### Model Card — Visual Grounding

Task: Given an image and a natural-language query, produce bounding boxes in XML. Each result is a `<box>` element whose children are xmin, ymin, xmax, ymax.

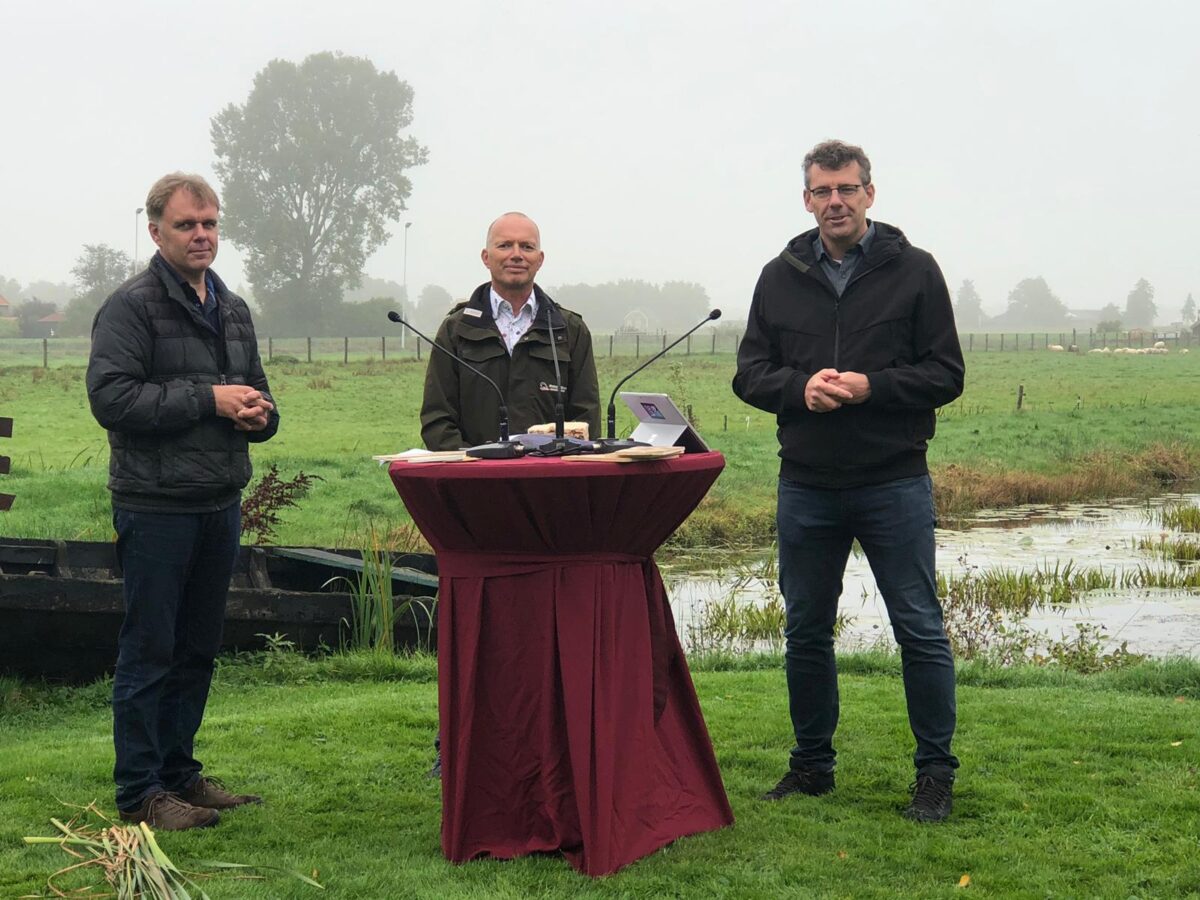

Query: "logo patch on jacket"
<box><xmin>538</xmin><ymin>382</ymin><xmax>566</xmax><ymax>393</ymax></box>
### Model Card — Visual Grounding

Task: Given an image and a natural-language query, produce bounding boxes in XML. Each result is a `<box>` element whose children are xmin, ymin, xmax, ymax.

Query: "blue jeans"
<box><xmin>111</xmin><ymin>505</ymin><xmax>240</xmax><ymax>812</ymax></box>
<box><xmin>776</xmin><ymin>475</ymin><xmax>958</xmax><ymax>775</ymax></box>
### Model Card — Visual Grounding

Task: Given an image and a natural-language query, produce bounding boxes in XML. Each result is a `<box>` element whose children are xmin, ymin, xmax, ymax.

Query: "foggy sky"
<box><xmin>3</xmin><ymin>0</ymin><xmax>1197</xmax><ymax>322</ymax></box>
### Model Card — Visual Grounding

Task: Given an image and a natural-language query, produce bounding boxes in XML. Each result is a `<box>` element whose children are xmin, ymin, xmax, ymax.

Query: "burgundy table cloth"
<box><xmin>388</xmin><ymin>453</ymin><xmax>733</xmax><ymax>876</ymax></box>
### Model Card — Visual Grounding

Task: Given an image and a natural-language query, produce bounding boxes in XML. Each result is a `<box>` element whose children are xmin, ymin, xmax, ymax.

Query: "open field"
<box><xmin>2</xmin><ymin>652</ymin><xmax>1199</xmax><ymax>899</ymax></box>
<box><xmin>1</xmin><ymin>349</ymin><xmax>1198</xmax><ymax>548</ymax></box>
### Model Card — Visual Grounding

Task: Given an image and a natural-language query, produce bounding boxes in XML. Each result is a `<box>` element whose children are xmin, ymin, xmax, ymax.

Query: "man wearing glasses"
<box><xmin>733</xmin><ymin>140</ymin><xmax>964</xmax><ymax>822</ymax></box>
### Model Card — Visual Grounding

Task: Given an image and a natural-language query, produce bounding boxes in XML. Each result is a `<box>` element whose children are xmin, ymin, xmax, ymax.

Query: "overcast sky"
<box><xmin>3</xmin><ymin>0</ymin><xmax>1197</xmax><ymax>321</ymax></box>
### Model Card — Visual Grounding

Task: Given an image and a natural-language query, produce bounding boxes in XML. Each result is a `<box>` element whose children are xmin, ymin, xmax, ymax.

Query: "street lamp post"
<box><xmin>133</xmin><ymin>207</ymin><xmax>144</xmax><ymax>274</ymax></box>
<box><xmin>402</xmin><ymin>222</ymin><xmax>412</xmax><ymax>350</ymax></box>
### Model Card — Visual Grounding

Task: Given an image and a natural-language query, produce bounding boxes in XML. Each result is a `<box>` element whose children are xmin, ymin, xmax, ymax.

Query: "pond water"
<box><xmin>666</xmin><ymin>492</ymin><xmax>1200</xmax><ymax>659</ymax></box>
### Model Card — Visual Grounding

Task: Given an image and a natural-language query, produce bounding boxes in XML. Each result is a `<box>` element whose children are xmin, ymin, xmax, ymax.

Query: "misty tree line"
<box><xmin>954</xmin><ymin>278</ymin><xmax>1197</xmax><ymax>334</ymax></box>
<box><xmin>0</xmin><ymin>50</ymin><xmax>711</xmax><ymax>341</ymax></box>
<box><xmin>0</xmin><ymin>49</ymin><xmax>1194</xmax><ymax>341</ymax></box>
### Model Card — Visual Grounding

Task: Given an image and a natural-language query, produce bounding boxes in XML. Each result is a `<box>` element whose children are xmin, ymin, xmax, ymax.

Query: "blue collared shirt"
<box><xmin>813</xmin><ymin>221</ymin><xmax>876</xmax><ymax>297</ymax></box>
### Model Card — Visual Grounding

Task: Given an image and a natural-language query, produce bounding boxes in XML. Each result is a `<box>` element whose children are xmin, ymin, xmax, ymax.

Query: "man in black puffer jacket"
<box><xmin>87</xmin><ymin>173</ymin><xmax>278</xmax><ymax>831</ymax></box>
<box><xmin>734</xmin><ymin>141</ymin><xmax>964</xmax><ymax>823</ymax></box>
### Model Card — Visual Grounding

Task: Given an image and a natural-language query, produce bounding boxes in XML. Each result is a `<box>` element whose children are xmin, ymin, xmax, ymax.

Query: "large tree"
<box><xmin>1124</xmin><ymin>278</ymin><xmax>1157</xmax><ymax>329</ymax></box>
<box><xmin>0</xmin><ymin>274</ymin><xmax>21</xmax><ymax>301</ymax></box>
<box><xmin>63</xmin><ymin>244</ymin><xmax>131</xmax><ymax>335</ymax></box>
<box><xmin>552</xmin><ymin>279</ymin><xmax>711</xmax><ymax>332</ymax></box>
<box><xmin>954</xmin><ymin>279</ymin><xmax>987</xmax><ymax>330</ymax></box>
<box><xmin>1183</xmin><ymin>293</ymin><xmax>1196</xmax><ymax>327</ymax></box>
<box><xmin>416</xmin><ymin>283</ymin><xmax>454</xmax><ymax>331</ymax></box>
<box><xmin>211</xmin><ymin>52</ymin><xmax>428</xmax><ymax>335</ymax></box>
<box><xmin>21</xmin><ymin>280</ymin><xmax>74</xmax><ymax>305</ymax></box>
<box><xmin>657</xmin><ymin>281</ymin><xmax>712</xmax><ymax>329</ymax></box>
<box><xmin>1095</xmin><ymin>302</ymin><xmax>1122</xmax><ymax>333</ymax></box>
<box><xmin>1003</xmin><ymin>277</ymin><xmax>1070</xmax><ymax>328</ymax></box>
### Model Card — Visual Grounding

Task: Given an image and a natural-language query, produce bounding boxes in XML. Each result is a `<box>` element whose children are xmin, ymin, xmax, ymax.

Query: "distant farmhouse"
<box><xmin>36</xmin><ymin>311</ymin><xmax>66</xmax><ymax>337</ymax></box>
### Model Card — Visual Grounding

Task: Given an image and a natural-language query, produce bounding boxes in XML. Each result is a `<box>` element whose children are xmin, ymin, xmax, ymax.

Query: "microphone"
<box><xmin>531</xmin><ymin>300</ymin><xmax>579</xmax><ymax>456</ymax></box>
<box><xmin>387</xmin><ymin>311</ymin><xmax>522</xmax><ymax>459</ymax></box>
<box><xmin>598</xmin><ymin>309</ymin><xmax>722</xmax><ymax>451</ymax></box>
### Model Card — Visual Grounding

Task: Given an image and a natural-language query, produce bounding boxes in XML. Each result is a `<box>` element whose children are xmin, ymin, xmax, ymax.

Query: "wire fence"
<box><xmin>1</xmin><ymin>328</ymin><xmax>1196</xmax><ymax>368</ymax></box>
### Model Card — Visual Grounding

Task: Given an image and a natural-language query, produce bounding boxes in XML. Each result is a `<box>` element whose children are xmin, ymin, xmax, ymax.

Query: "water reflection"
<box><xmin>668</xmin><ymin>492</ymin><xmax>1200</xmax><ymax>659</ymax></box>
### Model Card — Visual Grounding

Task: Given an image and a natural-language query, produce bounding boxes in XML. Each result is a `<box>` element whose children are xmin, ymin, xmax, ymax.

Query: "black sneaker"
<box><xmin>904</xmin><ymin>772</ymin><xmax>954</xmax><ymax>822</ymax></box>
<box><xmin>761</xmin><ymin>768</ymin><xmax>834</xmax><ymax>800</ymax></box>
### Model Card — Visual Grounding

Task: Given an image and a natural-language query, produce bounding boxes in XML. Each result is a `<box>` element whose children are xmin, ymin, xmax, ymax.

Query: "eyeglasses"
<box><xmin>807</xmin><ymin>184</ymin><xmax>863</xmax><ymax>200</ymax></box>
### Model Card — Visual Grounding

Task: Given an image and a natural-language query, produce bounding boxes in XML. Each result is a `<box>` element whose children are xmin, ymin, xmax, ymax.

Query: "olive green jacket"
<box><xmin>420</xmin><ymin>283</ymin><xmax>601</xmax><ymax>450</ymax></box>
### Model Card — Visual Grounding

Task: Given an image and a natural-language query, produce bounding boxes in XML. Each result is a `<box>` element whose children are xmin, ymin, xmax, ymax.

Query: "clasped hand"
<box><xmin>804</xmin><ymin>368</ymin><xmax>871</xmax><ymax>413</ymax></box>
<box><xmin>213</xmin><ymin>385</ymin><xmax>274</xmax><ymax>431</ymax></box>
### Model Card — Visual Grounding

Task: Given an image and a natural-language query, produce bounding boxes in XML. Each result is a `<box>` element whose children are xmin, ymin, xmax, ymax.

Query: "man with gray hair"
<box><xmin>87</xmin><ymin>172</ymin><xmax>278</xmax><ymax>830</ymax></box>
<box><xmin>420</xmin><ymin>212</ymin><xmax>599</xmax><ymax>450</ymax></box>
<box><xmin>733</xmin><ymin>140</ymin><xmax>964</xmax><ymax>822</ymax></box>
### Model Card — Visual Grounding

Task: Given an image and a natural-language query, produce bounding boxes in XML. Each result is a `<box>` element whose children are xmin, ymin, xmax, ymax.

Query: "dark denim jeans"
<box><xmin>776</xmin><ymin>475</ymin><xmax>958</xmax><ymax>775</ymax></box>
<box><xmin>111</xmin><ymin>504</ymin><xmax>240</xmax><ymax>812</ymax></box>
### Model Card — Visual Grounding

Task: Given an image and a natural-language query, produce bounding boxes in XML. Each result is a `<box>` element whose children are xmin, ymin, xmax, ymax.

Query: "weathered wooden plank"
<box><xmin>268</xmin><ymin>546</ymin><xmax>440</xmax><ymax>589</ymax></box>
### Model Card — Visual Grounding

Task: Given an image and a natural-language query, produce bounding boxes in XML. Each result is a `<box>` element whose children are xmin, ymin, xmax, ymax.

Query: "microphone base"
<box><xmin>529</xmin><ymin>437</ymin><xmax>586</xmax><ymax>457</ymax></box>
<box><xmin>465</xmin><ymin>441</ymin><xmax>524</xmax><ymax>460</ymax></box>
<box><xmin>594</xmin><ymin>438</ymin><xmax>651</xmax><ymax>452</ymax></box>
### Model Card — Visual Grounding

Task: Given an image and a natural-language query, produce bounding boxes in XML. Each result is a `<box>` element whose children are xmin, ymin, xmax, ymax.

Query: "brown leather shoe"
<box><xmin>178</xmin><ymin>776</ymin><xmax>263</xmax><ymax>810</ymax></box>
<box><xmin>119</xmin><ymin>792</ymin><xmax>219</xmax><ymax>831</ymax></box>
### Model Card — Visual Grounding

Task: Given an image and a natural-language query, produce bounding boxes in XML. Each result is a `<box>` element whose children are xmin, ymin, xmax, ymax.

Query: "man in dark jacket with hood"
<box><xmin>733</xmin><ymin>141</ymin><xmax>964</xmax><ymax>822</ymax></box>
<box><xmin>87</xmin><ymin>173</ymin><xmax>278</xmax><ymax>831</ymax></box>
<box><xmin>420</xmin><ymin>212</ymin><xmax>599</xmax><ymax>450</ymax></box>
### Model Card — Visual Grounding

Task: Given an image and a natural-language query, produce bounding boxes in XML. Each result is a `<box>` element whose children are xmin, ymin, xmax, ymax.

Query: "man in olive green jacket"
<box><xmin>420</xmin><ymin>212</ymin><xmax>600</xmax><ymax>450</ymax></box>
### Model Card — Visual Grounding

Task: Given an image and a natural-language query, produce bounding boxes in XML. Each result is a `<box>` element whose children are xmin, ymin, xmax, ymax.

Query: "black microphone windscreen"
<box><xmin>387</xmin><ymin>310</ymin><xmax>402</xmax><ymax>322</ymax></box>
<box><xmin>709</xmin><ymin>309</ymin><xmax>722</xmax><ymax>320</ymax></box>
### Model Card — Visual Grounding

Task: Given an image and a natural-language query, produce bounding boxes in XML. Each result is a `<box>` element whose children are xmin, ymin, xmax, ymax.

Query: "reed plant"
<box><xmin>332</xmin><ymin>541</ymin><xmax>395</xmax><ymax>654</ymax></box>
<box><xmin>685</xmin><ymin>550</ymin><xmax>854</xmax><ymax>653</ymax></box>
<box><xmin>1136</xmin><ymin>534</ymin><xmax>1200</xmax><ymax>562</ymax></box>
<box><xmin>937</xmin><ymin>559</ymin><xmax>1149</xmax><ymax>671</ymax></box>
<box><xmin>1152</xmin><ymin>500</ymin><xmax>1200</xmax><ymax>532</ymax></box>
<box><xmin>329</xmin><ymin>529</ymin><xmax>437</xmax><ymax>654</ymax></box>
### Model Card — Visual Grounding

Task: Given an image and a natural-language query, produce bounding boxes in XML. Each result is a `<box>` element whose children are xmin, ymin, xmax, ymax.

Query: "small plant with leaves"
<box><xmin>254</xmin><ymin>631</ymin><xmax>301</xmax><ymax>673</ymax></box>
<box><xmin>240</xmin><ymin>465</ymin><xmax>322</xmax><ymax>544</ymax></box>
<box><xmin>1039</xmin><ymin>623</ymin><xmax>1144</xmax><ymax>674</ymax></box>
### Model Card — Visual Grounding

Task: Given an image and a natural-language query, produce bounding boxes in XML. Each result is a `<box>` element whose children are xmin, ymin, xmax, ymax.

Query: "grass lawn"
<box><xmin>1</xmin><ymin>348</ymin><xmax>1198</xmax><ymax>549</ymax></box>
<box><xmin>3</xmin><ymin>654</ymin><xmax>1199</xmax><ymax>899</ymax></box>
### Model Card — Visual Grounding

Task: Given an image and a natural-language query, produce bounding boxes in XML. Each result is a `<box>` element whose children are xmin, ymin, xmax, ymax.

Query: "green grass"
<box><xmin>3</xmin><ymin>653</ymin><xmax>1199</xmax><ymax>898</ymax></box>
<box><xmin>1</xmin><ymin>349</ymin><xmax>1199</xmax><ymax>547</ymax></box>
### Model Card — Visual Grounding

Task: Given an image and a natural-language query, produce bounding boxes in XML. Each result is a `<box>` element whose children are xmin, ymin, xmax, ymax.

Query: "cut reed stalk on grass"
<box><xmin>22</xmin><ymin>802</ymin><xmax>324</xmax><ymax>898</ymax></box>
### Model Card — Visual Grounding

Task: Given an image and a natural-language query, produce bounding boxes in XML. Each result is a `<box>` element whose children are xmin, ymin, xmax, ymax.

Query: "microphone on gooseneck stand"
<box><xmin>533</xmin><ymin>301</ymin><xmax>579</xmax><ymax>456</ymax></box>
<box><xmin>386</xmin><ymin>311</ymin><xmax>523</xmax><ymax>459</ymax></box>
<box><xmin>597</xmin><ymin>309</ymin><xmax>722</xmax><ymax>452</ymax></box>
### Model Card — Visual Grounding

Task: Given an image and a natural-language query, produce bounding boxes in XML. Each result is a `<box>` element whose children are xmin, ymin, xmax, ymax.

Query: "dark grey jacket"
<box><xmin>420</xmin><ymin>283</ymin><xmax>600</xmax><ymax>450</ymax></box>
<box><xmin>86</xmin><ymin>253</ymin><xmax>279</xmax><ymax>512</ymax></box>
<box><xmin>733</xmin><ymin>221</ymin><xmax>964</xmax><ymax>488</ymax></box>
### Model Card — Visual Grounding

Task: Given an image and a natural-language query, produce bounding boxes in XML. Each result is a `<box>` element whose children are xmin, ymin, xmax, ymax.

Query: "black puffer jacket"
<box><xmin>86</xmin><ymin>253</ymin><xmax>279</xmax><ymax>512</ymax></box>
<box><xmin>733</xmin><ymin>222</ymin><xmax>963</xmax><ymax>488</ymax></box>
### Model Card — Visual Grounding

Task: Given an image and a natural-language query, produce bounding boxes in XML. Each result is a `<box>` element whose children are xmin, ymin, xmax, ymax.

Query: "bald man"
<box><xmin>420</xmin><ymin>212</ymin><xmax>600</xmax><ymax>450</ymax></box>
